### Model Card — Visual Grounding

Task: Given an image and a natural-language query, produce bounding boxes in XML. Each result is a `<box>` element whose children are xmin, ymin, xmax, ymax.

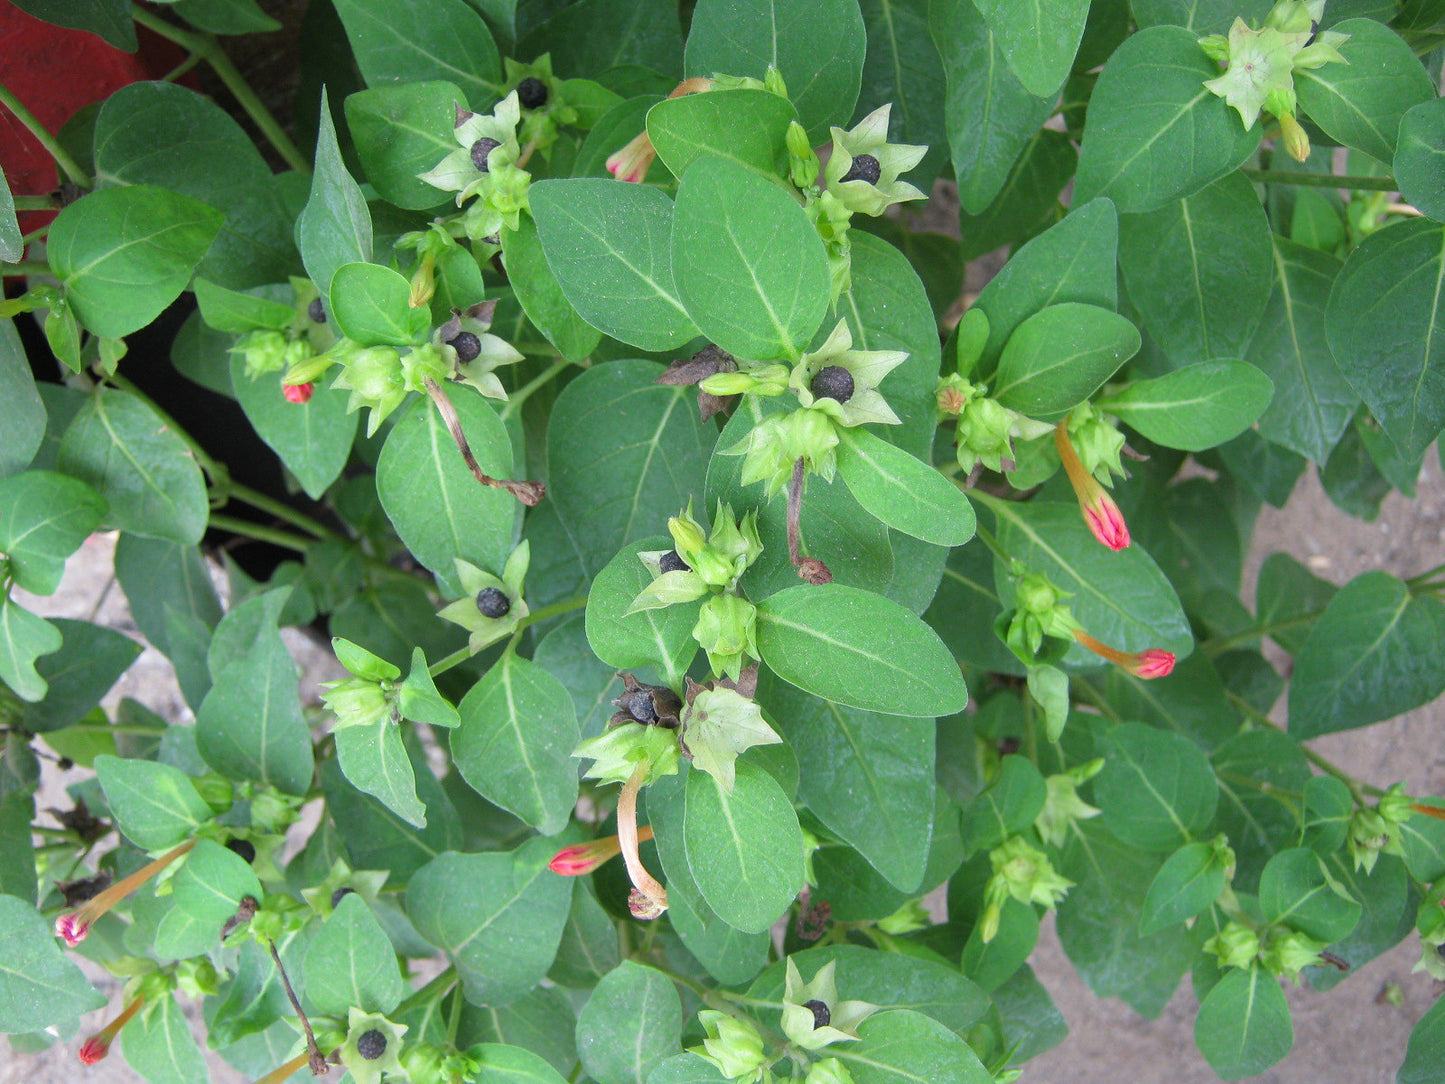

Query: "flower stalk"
<box><xmin>78</xmin><ymin>993</ymin><xmax>145</xmax><ymax>1064</ymax></box>
<box><xmin>618</xmin><ymin>761</ymin><xmax>667</xmax><ymax>918</ymax></box>
<box><xmin>55</xmin><ymin>838</ymin><xmax>197</xmax><ymax>946</ymax></box>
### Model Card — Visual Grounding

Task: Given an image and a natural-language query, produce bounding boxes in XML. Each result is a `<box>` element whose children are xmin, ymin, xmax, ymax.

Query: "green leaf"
<box><xmin>193</xmin><ymin>279</ymin><xmax>294</xmax><ymax>334</ymax></box>
<box><xmin>991</xmin><ymin>302</ymin><xmax>1140</xmax><ymax>417</ymax></box>
<box><xmin>515</xmin><ymin>0</ymin><xmax>684</xmax><ymax>81</ymax></box>
<box><xmin>1131</xmin><ymin>0</ymin><xmax>1271</xmax><ymax>33</ymax></box>
<box><xmin>94</xmin><ymin>754</ymin><xmax>212</xmax><ymax>850</ymax></box>
<box><xmin>0</xmin><ymin>165</ymin><xmax>20</xmax><ymax>265</ymax></box>
<box><xmin>971</xmin><ymin>0</ymin><xmax>1089</xmax><ymax>97</ymax></box>
<box><xmin>303</xmin><ymin>892</ymin><xmax>406</xmax><ymax>1016</ymax></box>
<box><xmin>376</xmin><ymin>385</ymin><xmax>517</xmax><ymax>595</ymax></box>
<box><xmin>503</xmin><ymin>214</ymin><xmax>601</xmax><ymax>364</ymax></box>
<box><xmin>230</xmin><ymin>359</ymin><xmax>358</xmax><ymax>500</ymax></box>
<box><xmin>684</xmin><ymin>0</ymin><xmax>866</xmax><ymax>142</ymax></box>
<box><xmin>835</xmin><ymin>427</ymin><xmax>975</xmax><ymax>546</ymax></box>
<box><xmin>671</xmin><ymin>156</ymin><xmax>830</xmax><ymax>361</ymax></box>
<box><xmin>1139</xmin><ymin>842</ymin><xmax>1226</xmax><ymax>934</ymax></box>
<box><xmin>534</xmin><ymin>616</ymin><xmax>625</xmax><ymax>740</ymax></box>
<box><xmin>1396</xmin><ymin>98</ymin><xmax>1445</xmax><ymax>223</ymax></box>
<box><xmin>297</xmin><ymin>88</ymin><xmax>373</xmax><ymax>304</ymax></box>
<box><xmin>584</xmin><ymin>537</ymin><xmax>699</xmax><ymax>688</ymax></box>
<box><xmin>58</xmin><ymin>388</ymin><xmax>209</xmax><ymax>545</ymax></box>
<box><xmin>1325</xmin><ymin>218</ymin><xmax>1445</xmax><ymax>460</ymax></box>
<box><xmin>957</xmin><ymin>129</ymin><xmax>1076</xmax><ymax>260</ymax></box>
<box><xmin>1210</xmin><ymin>730</ymin><xmax>1311</xmax><ymax>893</ymax></box>
<box><xmin>1258</xmin><ymin>847</ymin><xmax>1362</xmax><ymax>943</ymax></box>
<box><xmin>1399</xmin><ymin>799</ymin><xmax>1445</xmax><ymax>883</ymax></box>
<box><xmin>1095</xmin><ymin>722</ymin><xmax>1218</xmax><ymax>852</ymax></box>
<box><xmin>646</xmin><ymin>89</ymin><xmax>795</xmax><ymax>183</ymax></box>
<box><xmin>0</xmin><ymin>894</ymin><xmax>105</xmax><ymax>1032</ymax></box>
<box><xmin>406</xmin><ymin>837</ymin><xmax>573</xmax><ymax>1006</ymax></box>
<box><xmin>834</xmin><ymin>1008</ymin><xmax>992</xmax><ymax>1084</ymax></box>
<box><xmin>1399</xmin><ymin>991</ymin><xmax>1445</xmax><ymax>1084</ymax></box>
<box><xmin>171</xmin><ymin>838</ymin><xmax>262</xmax><ymax>926</ymax></box>
<box><xmin>0</xmin><ymin>320</ymin><xmax>45</xmax><ymax>479</ymax></box>
<box><xmin>1288</xmin><ymin>570</ymin><xmax>1445</xmax><ymax>738</ymax></box>
<box><xmin>961</xmin><ymin>896</ymin><xmax>1039</xmax><ymax>992</ymax></box>
<box><xmin>960</xmin><ymin>755</ymin><xmax>1047</xmax><ymax>856</ymax></box>
<box><xmin>335</xmin><ymin>721</ymin><xmax>428</xmax><ymax>828</ymax></box>
<box><xmin>930</xmin><ymin>0</ymin><xmax>1053</xmax><ymax>214</ymax></box>
<box><xmin>853</xmin><ymin>0</ymin><xmax>946</xmax><ymax>187</ymax></box>
<box><xmin>48</xmin><ymin>186</ymin><xmax>223</xmax><ymax>339</ymax></box>
<box><xmin>1074</xmin><ymin>26</ymin><xmax>1260</xmax><ymax>213</ymax></box>
<box><xmin>1255</xmin><ymin>552</ymin><xmax>1336</xmax><ymax>656</ymax></box>
<box><xmin>990</xmin><ymin>965</ymin><xmax>1067</xmax><ymax>1062</ymax></box>
<box><xmin>113</xmin><ymin>534</ymin><xmax>222</xmax><ymax>658</ymax></box>
<box><xmin>1296</xmin><ymin>19</ymin><xmax>1435</xmax><ymax>165</ymax></box>
<box><xmin>1300</xmin><ymin>775</ymin><xmax>1353</xmax><ymax>855</ymax></box>
<box><xmin>332</xmin><ymin>0</ymin><xmax>500</xmax><ymax>107</ymax></box>
<box><xmin>549</xmin><ymin>886</ymin><xmax>623</xmax><ymax>989</ymax></box>
<box><xmin>454</xmin><ymin>653</ymin><xmax>579</xmax><ymax>835</ymax></box>
<box><xmin>119</xmin><ymin>994</ymin><xmax>209</xmax><ymax>1084</ymax></box>
<box><xmin>648</xmin><ymin>1053</ymin><xmax>730</xmax><ymax>1084</ymax></box>
<box><xmin>471</xmin><ymin>1043</ymin><xmax>570</xmax><ymax>1084</ymax></box>
<box><xmin>1246</xmin><ymin>238</ymin><xmax>1355</xmax><ymax>462</ymax></box>
<box><xmin>457</xmin><ymin>986</ymin><xmax>578</xmax><ymax>1075</ymax></box>
<box><xmin>1193</xmin><ymin>967</ymin><xmax>1292</xmax><ymax>1080</ymax></box>
<box><xmin>320</xmin><ymin>756</ymin><xmax>461</xmax><ymax>886</ymax></box>
<box><xmin>761</xmin><ymin>674</ymin><xmax>933</xmax><ymax>891</ymax></box>
<box><xmin>684</xmin><ymin>760</ymin><xmax>805</xmax><ymax>933</ymax></box>
<box><xmin>755</xmin><ymin>584</ymin><xmax>968</xmax><ymax>717</ymax></box>
<box><xmin>1099</xmin><ymin>361</ymin><xmax>1274</xmax><ymax>452</ymax></box>
<box><xmin>665</xmin><ymin>888</ymin><xmax>771</xmax><ymax>986</ymax></box>
<box><xmin>0</xmin><ymin>471</ymin><xmax>105</xmax><ymax>595</ymax></box>
<box><xmin>9</xmin><ymin>0</ymin><xmax>134</xmax><ymax>48</ymax></box>
<box><xmin>547</xmin><ymin>361</ymin><xmax>715</xmax><ymax>575</ymax></box>
<box><xmin>0</xmin><ymin>597</ymin><xmax>62</xmax><ymax>703</ymax></box>
<box><xmin>529</xmin><ymin>179</ymin><xmax>698</xmax><ymax>351</ymax></box>
<box><xmin>346</xmin><ymin>82</ymin><xmax>461</xmax><ymax>211</ymax></box>
<box><xmin>575</xmin><ymin>961</ymin><xmax>682</xmax><ymax>1084</ymax></box>
<box><xmin>16</xmin><ymin>619</ymin><xmax>141</xmax><ymax>733</ymax></box>
<box><xmin>170</xmin><ymin>0</ymin><xmax>282</xmax><ymax>34</ymax></box>
<box><xmin>330</xmin><ymin>262</ymin><xmax>429</xmax><ymax>346</ymax></box>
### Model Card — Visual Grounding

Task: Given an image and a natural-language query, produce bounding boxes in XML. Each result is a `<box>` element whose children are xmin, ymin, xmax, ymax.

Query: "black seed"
<box><xmin>659</xmin><ymin>550</ymin><xmax>690</xmax><ymax>574</ymax></box>
<box><xmin>476</xmin><ymin>586</ymin><xmax>511</xmax><ymax>618</ymax></box>
<box><xmin>810</xmin><ymin>365</ymin><xmax>855</xmax><ymax>403</ymax></box>
<box><xmin>840</xmin><ymin>153</ymin><xmax>881</xmax><ymax>185</ymax></box>
<box><xmin>470</xmin><ymin>136</ymin><xmax>502</xmax><ymax>172</ymax></box>
<box><xmin>331</xmin><ymin>887</ymin><xmax>356</xmax><ymax>908</ymax></box>
<box><xmin>56</xmin><ymin>756</ymin><xmax>74</xmax><ymax>771</ymax></box>
<box><xmin>516</xmin><ymin>77</ymin><xmax>548</xmax><ymax>109</ymax></box>
<box><xmin>1437</xmin><ymin>942</ymin><xmax>1445</xmax><ymax>960</ymax></box>
<box><xmin>308</xmin><ymin>297</ymin><xmax>326</xmax><ymax>323</ymax></box>
<box><xmin>449</xmin><ymin>331</ymin><xmax>482</xmax><ymax>362</ymax></box>
<box><xmin>225</xmin><ymin>839</ymin><xmax>256</xmax><ymax>864</ymax></box>
<box><xmin>356</xmin><ymin>1029</ymin><xmax>387</xmax><ymax>1060</ymax></box>
<box><xmin>627</xmin><ymin>690</ymin><xmax>659</xmax><ymax>724</ymax></box>
<box><xmin>803</xmin><ymin>999</ymin><xmax>831</xmax><ymax>1029</ymax></box>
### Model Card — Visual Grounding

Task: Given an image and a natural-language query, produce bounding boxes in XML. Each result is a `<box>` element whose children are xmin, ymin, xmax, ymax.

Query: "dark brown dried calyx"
<box><xmin>610</xmin><ymin>673</ymin><xmax>682</xmax><ymax>728</ymax></box>
<box><xmin>57</xmin><ymin>871</ymin><xmax>112</xmax><ymax>908</ymax></box>
<box><xmin>657</xmin><ymin>344</ymin><xmax>739</xmax><ymax>422</ymax></box>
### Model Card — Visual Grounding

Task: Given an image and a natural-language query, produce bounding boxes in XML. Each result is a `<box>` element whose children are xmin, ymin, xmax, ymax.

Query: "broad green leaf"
<box><xmin>834</xmin><ymin>1008</ymin><xmax>992</xmax><ymax>1084</ymax></box>
<box><xmin>854</xmin><ymin>0</ymin><xmax>949</xmax><ymax>189</ymax></box>
<box><xmin>1399</xmin><ymin>992</ymin><xmax>1445</xmax><ymax>1084</ymax></box>
<box><xmin>960</xmin><ymin>755</ymin><xmax>1047</xmax><ymax>856</ymax></box>
<box><xmin>535</xmin><ymin>617</ymin><xmax>626</xmax><ymax>740</ymax></box>
<box><xmin>472</xmin><ymin>1043</ymin><xmax>569</xmax><ymax>1084</ymax></box>
<box><xmin>957</xmin><ymin>128</ymin><xmax>1076</xmax><ymax>260</ymax></box>
<box><xmin>1210</xmin><ymin>730</ymin><xmax>1311</xmax><ymax>893</ymax></box>
<box><xmin>16</xmin><ymin>619</ymin><xmax>141</xmax><ymax>733</ymax></box>
<box><xmin>1399</xmin><ymin>799</ymin><xmax>1445</xmax><ymax>883</ymax></box>
<box><xmin>193</xmin><ymin>279</ymin><xmax>294</xmax><ymax>334</ymax></box>
<box><xmin>684</xmin><ymin>0</ymin><xmax>866</xmax><ymax>142</ymax></box>
<box><xmin>0</xmin><ymin>597</ymin><xmax>62</xmax><ymax>702</ymax></box>
<box><xmin>761</xmin><ymin>675</ymin><xmax>933</xmax><ymax>891</ymax></box>
<box><xmin>1325</xmin><ymin>218</ymin><xmax>1445</xmax><ymax>460</ymax></box>
<box><xmin>320</xmin><ymin>756</ymin><xmax>461</xmax><ymax>886</ymax></box>
<box><xmin>331</xmin><ymin>578</ymin><xmax>468</xmax><ymax>674</ymax></box>
<box><xmin>1396</xmin><ymin>98</ymin><xmax>1445</xmax><ymax>223</ymax></box>
<box><xmin>1098</xmin><ymin>361</ymin><xmax>1274</xmax><ymax>452</ymax></box>
<box><xmin>332</xmin><ymin>0</ymin><xmax>500</xmax><ymax>107</ymax></box>
<box><xmin>1131</xmin><ymin>0</ymin><xmax>1271</xmax><ymax>33</ymax></box>
<box><xmin>230</xmin><ymin>359</ymin><xmax>358</xmax><ymax>500</ymax></box>
<box><xmin>1117</xmin><ymin>173</ymin><xmax>1273</xmax><ymax>367</ymax></box>
<box><xmin>1193</xmin><ymin>967</ymin><xmax>1292</xmax><ymax>1080</ymax></box>
<box><xmin>1139</xmin><ymin>841</ymin><xmax>1226</xmax><ymax>934</ymax></box>
<box><xmin>297</xmin><ymin>88</ymin><xmax>373</xmax><ymax>305</ymax></box>
<box><xmin>0</xmin><ymin>894</ymin><xmax>105</xmax><ymax>1032</ymax></box>
<box><xmin>171</xmin><ymin>838</ymin><xmax>262</xmax><ymax>925</ymax></box>
<box><xmin>376</xmin><ymin>385</ymin><xmax>516</xmax><ymax>595</ymax></box>
<box><xmin>94</xmin><ymin>754</ymin><xmax>212</xmax><ymax>850</ymax></box>
<box><xmin>755</xmin><ymin>584</ymin><xmax>968</xmax><ymax>717</ymax></box>
<box><xmin>303</xmin><ymin>892</ymin><xmax>406</xmax><ymax>1016</ymax></box>
<box><xmin>961</xmin><ymin>897</ymin><xmax>1038</xmax><ymax>992</ymax></box>
<box><xmin>503</xmin><ymin>214</ymin><xmax>601</xmax><ymax>364</ymax></box>
<box><xmin>335</xmin><ymin>721</ymin><xmax>428</xmax><ymax>828</ymax></box>
<box><xmin>0</xmin><ymin>794</ymin><xmax>36</xmax><ymax>904</ymax></box>
<box><xmin>971</xmin><ymin>0</ymin><xmax>1089</xmax><ymax>97</ymax></box>
<box><xmin>834</xmin><ymin>427</ymin><xmax>974</xmax><ymax>547</ymax></box>
<box><xmin>120</xmin><ymin>994</ymin><xmax>209</xmax><ymax>1084</ymax></box>
<box><xmin>1301</xmin><ymin>775</ymin><xmax>1353</xmax><ymax>855</ymax></box>
<box><xmin>330</xmin><ymin>262</ymin><xmax>429</xmax><ymax>346</ymax></box>
<box><xmin>648</xmin><ymin>1053</ymin><xmax>730</xmax><ymax>1084</ymax></box>
<box><xmin>1246</xmin><ymin>238</ymin><xmax>1355</xmax><ymax>462</ymax></box>
<box><xmin>574</xmin><ymin>94</ymin><xmax>665</xmax><ymax>180</ymax></box>
<box><xmin>1079</xmin><ymin>651</ymin><xmax>1239</xmax><ymax>749</ymax></box>
<box><xmin>1305</xmin><ymin>852</ymin><xmax>1412</xmax><ymax>988</ymax></box>
<box><xmin>547</xmin><ymin>361</ymin><xmax>715</xmax><ymax>576</ymax></box>
<box><xmin>170</xmin><ymin>0</ymin><xmax>282</xmax><ymax>33</ymax></box>
<box><xmin>346</xmin><ymin>82</ymin><xmax>462</xmax><ymax>210</ymax></box>
<box><xmin>454</xmin><ymin>653</ymin><xmax>579</xmax><ymax>835</ymax></box>
<box><xmin>1095</xmin><ymin>722</ymin><xmax>1218</xmax><ymax>851</ymax></box>
<box><xmin>1296</xmin><ymin>19</ymin><xmax>1435</xmax><ymax>165</ymax></box>
<box><xmin>929</xmin><ymin>0</ymin><xmax>1053</xmax><ymax>214</ymax></box>
<box><xmin>671</xmin><ymin>156</ymin><xmax>830</xmax><ymax>361</ymax></box>
<box><xmin>549</xmin><ymin>886</ymin><xmax>623</xmax><ymax>989</ymax></box>
<box><xmin>457</xmin><ymin>986</ymin><xmax>578</xmax><ymax>1075</ymax></box>
<box><xmin>529</xmin><ymin>179</ymin><xmax>698</xmax><ymax>351</ymax></box>
<box><xmin>576</xmin><ymin>961</ymin><xmax>682</xmax><ymax>1084</ymax></box>
<box><xmin>1259</xmin><ymin>847</ymin><xmax>1362</xmax><ymax>943</ymax></box>
<box><xmin>58</xmin><ymin>388</ymin><xmax>209</xmax><ymax>545</ymax></box>
<box><xmin>113</xmin><ymin>534</ymin><xmax>222</xmax><ymax>658</ymax></box>
<box><xmin>515</xmin><ymin>0</ymin><xmax>684</xmax><ymax>81</ymax></box>
<box><xmin>0</xmin><ymin>471</ymin><xmax>104</xmax><ymax>595</ymax></box>
<box><xmin>1255</xmin><ymin>552</ymin><xmax>1336</xmax><ymax>656</ymax></box>
<box><xmin>584</xmin><ymin>537</ymin><xmax>699</xmax><ymax>687</ymax></box>
<box><xmin>992</xmin><ymin>302</ymin><xmax>1140</xmax><ymax>417</ymax></box>
<box><xmin>0</xmin><ymin>320</ymin><xmax>45</xmax><ymax>479</ymax></box>
<box><xmin>0</xmin><ymin>164</ymin><xmax>15</xmax><ymax>264</ymax></box>
<box><xmin>665</xmin><ymin>887</ymin><xmax>771</xmax><ymax>986</ymax></box>
<box><xmin>684</xmin><ymin>760</ymin><xmax>805</xmax><ymax>933</ymax></box>
<box><xmin>646</xmin><ymin>90</ymin><xmax>795</xmax><ymax>183</ymax></box>
<box><xmin>8</xmin><ymin>0</ymin><xmax>134</xmax><ymax>48</ymax></box>
<box><xmin>1074</xmin><ymin>26</ymin><xmax>1260</xmax><ymax>213</ymax></box>
<box><xmin>406</xmin><ymin>837</ymin><xmax>573</xmax><ymax>1006</ymax></box>
<box><xmin>990</xmin><ymin>965</ymin><xmax>1067</xmax><ymax>1062</ymax></box>
<box><xmin>48</xmin><ymin>186</ymin><xmax>223</xmax><ymax>339</ymax></box>
<box><xmin>1288</xmin><ymin>570</ymin><xmax>1445</xmax><ymax>738</ymax></box>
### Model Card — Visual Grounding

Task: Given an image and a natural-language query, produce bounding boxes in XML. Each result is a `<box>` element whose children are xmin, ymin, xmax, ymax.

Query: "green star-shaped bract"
<box><xmin>434</xmin><ymin>301</ymin><xmax>524</xmax><ymax>401</ymax></box>
<box><xmin>679</xmin><ymin>684</ymin><xmax>781</xmax><ymax>793</ymax></box>
<box><xmin>789</xmin><ymin>319</ymin><xmax>907</xmax><ymax>427</ymax></box>
<box><xmin>781</xmin><ymin>959</ymin><xmax>878</xmax><ymax>1051</ymax></box>
<box><xmin>572</xmin><ymin>721</ymin><xmax>681</xmax><ymax>786</ymax></box>
<box><xmin>419</xmin><ymin>92</ymin><xmax>524</xmax><ymax>204</ymax></box>
<box><xmin>328</xmin><ymin>339</ymin><xmax>408</xmax><ymax>437</ymax></box>
<box><xmin>338</xmin><ymin>1009</ymin><xmax>407</xmax><ymax>1084</ymax></box>
<box><xmin>437</xmin><ymin>543</ymin><xmax>531</xmax><ymax>654</ymax></box>
<box><xmin>821</xmin><ymin>103</ymin><xmax>928</xmax><ymax>217</ymax></box>
<box><xmin>695</xmin><ymin>1010</ymin><xmax>769</xmax><ymax>1082</ymax></box>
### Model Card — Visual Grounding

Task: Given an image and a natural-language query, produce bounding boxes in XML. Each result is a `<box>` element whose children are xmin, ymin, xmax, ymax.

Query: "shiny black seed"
<box><xmin>659</xmin><ymin>550</ymin><xmax>689</xmax><ymax>574</ymax></box>
<box><xmin>225</xmin><ymin>839</ymin><xmax>256</xmax><ymax>864</ymax></box>
<box><xmin>308</xmin><ymin>297</ymin><xmax>326</xmax><ymax>323</ymax></box>
<box><xmin>356</xmin><ymin>1029</ymin><xmax>387</xmax><ymax>1060</ymax></box>
<box><xmin>449</xmin><ymin>331</ymin><xmax>482</xmax><ymax>362</ymax></box>
<box><xmin>470</xmin><ymin>136</ymin><xmax>502</xmax><ymax>172</ymax></box>
<box><xmin>628</xmin><ymin>690</ymin><xmax>659</xmax><ymax>724</ymax></box>
<box><xmin>516</xmin><ymin>77</ymin><xmax>548</xmax><ymax>109</ymax></box>
<box><xmin>331</xmin><ymin>887</ymin><xmax>356</xmax><ymax>908</ymax></box>
<box><xmin>810</xmin><ymin>365</ymin><xmax>854</xmax><ymax>403</ymax></box>
<box><xmin>840</xmin><ymin>153</ymin><xmax>881</xmax><ymax>185</ymax></box>
<box><xmin>803</xmin><ymin>999</ymin><xmax>831</xmax><ymax>1029</ymax></box>
<box><xmin>476</xmin><ymin>587</ymin><xmax>511</xmax><ymax>618</ymax></box>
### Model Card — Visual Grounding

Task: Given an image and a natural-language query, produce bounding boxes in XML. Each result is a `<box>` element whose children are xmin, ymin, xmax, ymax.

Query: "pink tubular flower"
<box><xmin>605</xmin><ymin>77</ymin><xmax>713</xmax><ymax>182</ymax></box>
<box><xmin>548</xmin><ymin>825</ymin><xmax>655</xmax><ymax>876</ymax></box>
<box><xmin>1075</xmin><ymin>630</ymin><xmax>1176</xmax><ymax>679</ymax></box>
<box><xmin>55</xmin><ymin>839</ymin><xmax>196</xmax><ymax>947</ymax></box>
<box><xmin>78</xmin><ymin>994</ymin><xmax>145</xmax><ymax>1064</ymax></box>
<box><xmin>282</xmin><ymin>382</ymin><xmax>314</xmax><ymax>404</ymax></box>
<box><xmin>1055</xmin><ymin>420</ymin><xmax>1129</xmax><ymax>551</ymax></box>
<box><xmin>618</xmin><ymin>762</ymin><xmax>668</xmax><ymax>918</ymax></box>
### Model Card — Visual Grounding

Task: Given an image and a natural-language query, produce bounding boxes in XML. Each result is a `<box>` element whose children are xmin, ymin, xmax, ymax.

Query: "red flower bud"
<box><xmin>54</xmin><ymin>912</ymin><xmax>91</xmax><ymax>947</ymax></box>
<box><xmin>1075</xmin><ymin>630</ymin><xmax>1175</xmax><ymax>680</ymax></box>
<box><xmin>77</xmin><ymin>994</ymin><xmax>145</xmax><ymax>1064</ymax></box>
<box><xmin>548</xmin><ymin>825</ymin><xmax>655</xmax><ymax>875</ymax></box>
<box><xmin>283</xmin><ymin>382</ymin><xmax>314</xmax><ymax>404</ymax></box>
<box><xmin>1056</xmin><ymin>420</ymin><xmax>1129</xmax><ymax>551</ymax></box>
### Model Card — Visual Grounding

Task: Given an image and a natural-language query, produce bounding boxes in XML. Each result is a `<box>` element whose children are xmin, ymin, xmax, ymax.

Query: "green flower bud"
<box><xmin>763</xmin><ymin>65</ymin><xmax>789</xmax><ymax>99</ymax></box>
<box><xmin>1034</xmin><ymin>762</ymin><xmax>1103</xmax><ymax>848</ymax></box>
<box><xmin>877</xmin><ymin>898</ymin><xmax>929</xmax><ymax>935</ymax></box>
<box><xmin>235</xmin><ymin>329</ymin><xmax>290</xmax><ymax>378</ymax></box>
<box><xmin>1263</xmin><ymin>928</ymin><xmax>1326</xmax><ymax>982</ymax></box>
<box><xmin>1204</xmin><ymin>920</ymin><xmax>1261</xmax><ymax>970</ymax></box>
<box><xmin>1379</xmin><ymin>783</ymin><xmax>1414</xmax><ymax>825</ymax></box>
<box><xmin>986</xmin><ymin>836</ymin><xmax>1074</xmax><ymax>914</ymax></box>
<box><xmin>1066</xmin><ymin>403</ymin><xmax>1126</xmax><ymax>483</ymax></box>
<box><xmin>696</xmin><ymin>1010</ymin><xmax>769</xmax><ymax>1082</ymax></box>
<box><xmin>787</xmin><ymin>120</ymin><xmax>820</xmax><ymax>188</ymax></box>
<box><xmin>692</xmin><ymin>594</ymin><xmax>759</xmax><ymax>682</ymax></box>
<box><xmin>806</xmin><ymin>1058</ymin><xmax>856</xmax><ymax>1084</ymax></box>
<box><xmin>320</xmin><ymin>677</ymin><xmax>393</xmax><ymax>730</ymax></box>
<box><xmin>330</xmin><ymin>341</ymin><xmax>407</xmax><ymax>437</ymax></box>
<box><xmin>956</xmin><ymin>395</ymin><xmax>1016</xmax><ymax>474</ymax></box>
<box><xmin>400</xmin><ymin>340</ymin><xmax>452</xmax><ymax>393</ymax></box>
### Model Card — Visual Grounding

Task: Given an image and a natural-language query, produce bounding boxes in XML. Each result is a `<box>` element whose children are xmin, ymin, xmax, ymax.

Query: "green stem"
<box><xmin>1240</xmin><ymin>168</ymin><xmax>1398</xmax><ymax>192</ymax></box>
<box><xmin>0</xmin><ymin>81</ymin><xmax>91</xmax><ymax>187</ymax></box>
<box><xmin>1224</xmin><ymin>691</ymin><xmax>1382</xmax><ymax>800</ymax></box>
<box><xmin>4</xmin><ymin>260</ymin><xmax>52</xmax><ymax>276</ymax></box>
<box><xmin>130</xmin><ymin>6</ymin><xmax>309</xmax><ymax>173</ymax></box>
<box><xmin>223</xmin><ymin>481</ymin><xmax>342</xmax><ymax>541</ymax></box>
<box><xmin>427</xmin><ymin>646</ymin><xmax>473</xmax><ymax>679</ymax></box>
<box><xmin>208</xmin><ymin>514</ymin><xmax>313</xmax><ymax>554</ymax></box>
<box><xmin>500</xmin><ymin>359</ymin><xmax>569</xmax><ymax>421</ymax></box>
<box><xmin>1200</xmin><ymin>613</ymin><xmax>1318</xmax><ymax>657</ymax></box>
<box><xmin>12</xmin><ymin>196</ymin><xmax>57</xmax><ymax>211</ymax></box>
<box><xmin>107</xmin><ymin>372</ymin><xmax>226</xmax><ymax>480</ymax></box>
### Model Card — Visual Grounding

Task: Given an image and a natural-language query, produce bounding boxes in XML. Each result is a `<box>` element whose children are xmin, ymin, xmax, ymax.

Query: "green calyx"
<box><xmin>980</xmin><ymin>836</ymin><xmax>1074</xmax><ymax>942</ymax></box>
<box><xmin>437</xmin><ymin>542</ymin><xmax>532</xmax><ymax>654</ymax></box>
<box><xmin>692</xmin><ymin>594</ymin><xmax>760</xmax><ymax>683</ymax></box>
<box><xmin>572</xmin><ymin>720</ymin><xmax>681</xmax><ymax>786</ymax></box>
